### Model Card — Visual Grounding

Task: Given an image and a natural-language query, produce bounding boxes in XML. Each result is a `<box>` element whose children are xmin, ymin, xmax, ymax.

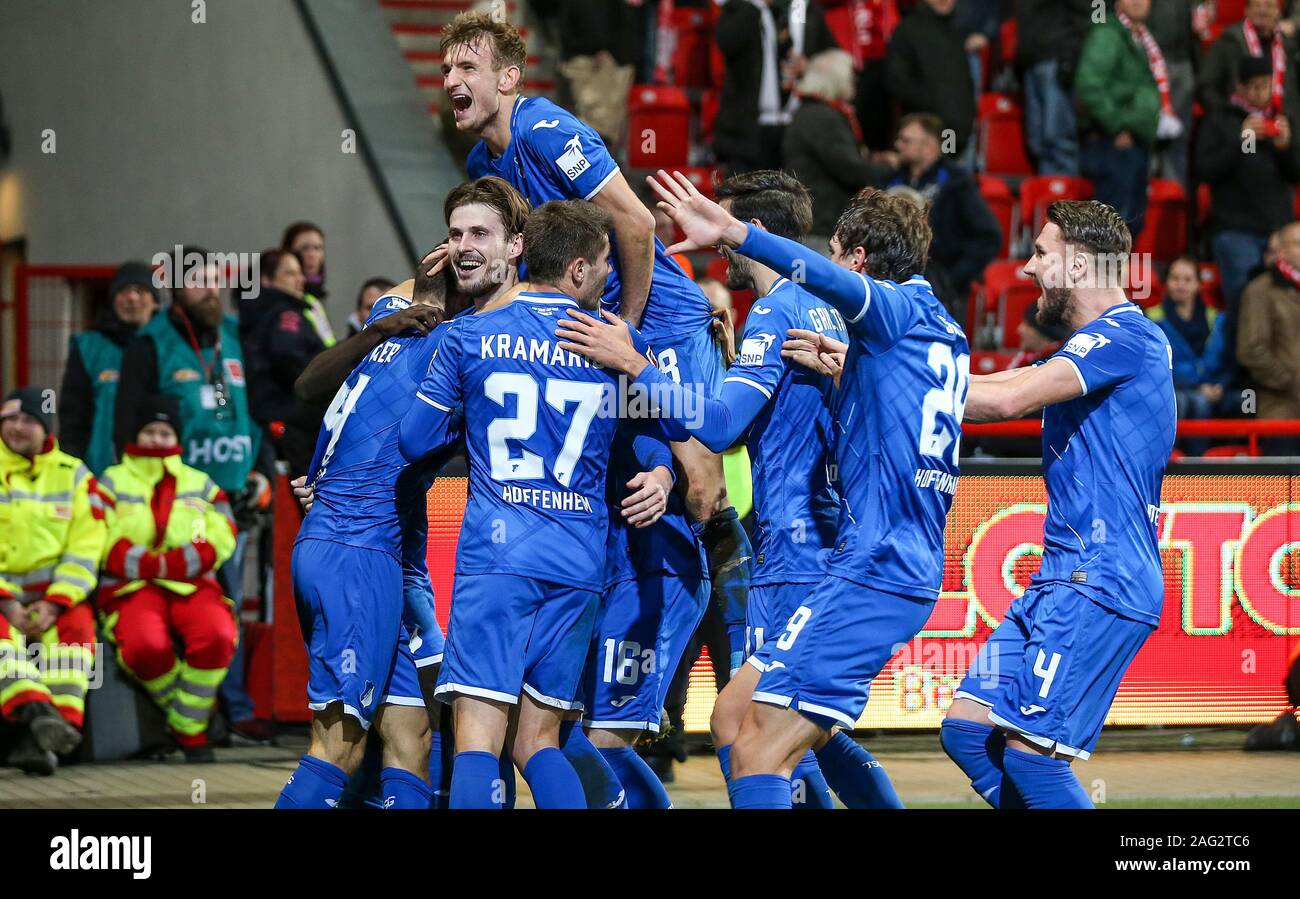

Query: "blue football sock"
<box><xmin>598</xmin><ymin>746</ymin><xmax>672</xmax><ymax>809</ymax></box>
<box><xmin>560</xmin><ymin>721</ymin><xmax>627</xmax><ymax>808</ymax></box>
<box><xmin>1002</xmin><ymin>747</ymin><xmax>1093</xmax><ymax>809</ymax></box>
<box><xmin>427</xmin><ymin>730</ymin><xmax>455</xmax><ymax>810</ymax></box>
<box><xmin>815</xmin><ymin>731</ymin><xmax>904</xmax><ymax>809</ymax></box>
<box><xmin>380</xmin><ymin>767</ymin><xmax>435</xmax><ymax>809</ymax></box>
<box><xmin>939</xmin><ymin>719</ymin><xmax>1025</xmax><ymax>809</ymax></box>
<box><xmin>716</xmin><ymin>743</ymin><xmax>733</xmax><ymax>788</ymax></box>
<box><xmin>449</xmin><ymin>751</ymin><xmax>505</xmax><ymax>809</ymax></box>
<box><xmin>728</xmin><ymin>773</ymin><xmax>793</xmax><ymax>809</ymax></box>
<box><xmin>274</xmin><ymin>754</ymin><xmax>348</xmax><ymax>809</ymax></box>
<box><xmin>499</xmin><ymin>752</ymin><xmax>517</xmax><ymax>809</ymax></box>
<box><xmin>522</xmin><ymin>747</ymin><xmax>586</xmax><ymax>809</ymax></box>
<box><xmin>791</xmin><ymin>750</ymin><xmax>835</xmax><ymax>809</ymax></box>
<box><xmin>696</xmin><ymin>508</ymin><xmax>753</xmax><ymax>673</ymax></box>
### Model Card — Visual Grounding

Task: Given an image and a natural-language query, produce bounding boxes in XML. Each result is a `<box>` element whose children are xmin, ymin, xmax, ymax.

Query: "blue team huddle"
<box><xmin>273</xmin><ymin>12</ymin><xmax>1176</xmax><ymax>811</ymax></box>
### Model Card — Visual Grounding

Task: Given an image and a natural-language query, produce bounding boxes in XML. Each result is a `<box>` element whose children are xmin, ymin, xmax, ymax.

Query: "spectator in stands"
<box><xmin>885</xmin><ymin>112</ymin><xmax>1002</xmax><ymax>319</ymax></box>
<box><xmin>1198</xmin><ymin>0</ymin><xmax>1299</xmax><ymax>121</ymax></box>
<box><xmin>95</xmin><ymin>395</ymin><xmax>238</xmax><ymax>762</ymax></box>
<box><xmin>784</xmin><ymin>49</ymin><xmax>888</xmax><ymax>252</ymax></box>
<box><xmin>1197</xmin><ymin>55</ymin><xmax>1300</xmax><ymax>332</ymax></box>
<box><xmin>1016</xmin><ymin>0</ymin><xmax>1091</xmax><ymax>174</ymax></box>
<box><xmin>955</xmin><ymin>0</ymin><xmax>1003</xmax><ymax>98</ymax></box>
<box><xmin>820</xmin><ymin>0</ymin><xmax>900</xmax><ymax>151</ymax></box>
<box><xmin>281</xmin><ymin>222</ymin><xmax>337</xmax><ymax>348</ymax></box>
<box><xmin>885</xmin><ymin>0</ymin><xmax>976</xmax><ymax>157</ymax></box>
<box><xmin>1237</xmin><ymin>220</ymin><xmax>1300</xmax><ymax>453</ymax></box>
<box><xmin>1009</xmin><ymin>300</ymin><xmax>1070</xmax><ymax>369</ymax></box>
<box><xmin>1075</xmin><ymin>0</ymin><xmax>1174</xmax><ymax>237</ymax></box>
<box><xmin>114</xmin><ymin>247</ymin><xmax>269</xmax><ymax>743</ymax></box>
<box><xmin>536</xmin><ymin>0</ymin><xmax>639</xmax><ymax>150</ymax></box>
<box><xmin>242</xmin><ymin>248</ymin><xmax>328</xmax><ymax>480</ymax></box>
<box><xmin>1147</xmin><ymin>0</ymin><xmax>1200</xmax><ymax>185</ymax></box>
<box><xmin>0</xmin><ymin>387</ymin><xmax>105</xmax><ymax>775</ymax></box>
<box><xmin>345</xmin><ymin>277</ymin><xmax>396</xmax><ymax>338</ymax></box>
<box><xmin>1148</xmin><ymin>256</ymin><xmax>1239</xmax><ymax>452</ymax></box>
<box><xmin>59</xmin><ymin>262</ymin><xmax>160</xmax><ymax>475</ymax></box>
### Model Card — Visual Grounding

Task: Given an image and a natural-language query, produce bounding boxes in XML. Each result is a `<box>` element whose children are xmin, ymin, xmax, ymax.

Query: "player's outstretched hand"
<box><xmin>645</xmin><ymin>169</ymin><xmax>749</xmax><ymax>254</ymax></box>
<box><xmin>782</xmin><ymin>328</ymin><xmax>847</xmax><ymax>385</ymax></box>
<box><xmin>556</xmin><ymin>309</ymin><xmax>647</xmax><ymax>376</ymax></box>
<box><xmin>290</xmin><ymin>475</ymin><xmax>315</xmax><ymax>514</ymax></box>
<box><xmin>622</xmin><ymin>465</ymin><xmax>673</xmax><ymax>528</ymax></box>
<box><xmin>375</xmin><ymin>303</ymin><xmax>444</xmax><ymax>338</ymax></box>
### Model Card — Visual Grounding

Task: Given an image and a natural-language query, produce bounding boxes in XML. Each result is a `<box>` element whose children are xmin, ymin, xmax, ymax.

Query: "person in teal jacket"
<box><xmin>58</xmin><ymin>262</ymin><xmax>160</xmax><ymax>475</ymax></box>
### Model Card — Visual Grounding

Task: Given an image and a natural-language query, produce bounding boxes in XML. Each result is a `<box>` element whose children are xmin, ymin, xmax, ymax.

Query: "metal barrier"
<box><xmin>965</xmin><ymin>418</ymin><xmax>1300</xmax><ymax>457</ymax></box>
<box><xmin>9</xmin><ymin>264</ymin><xmax>116</xmax><ymax>393</ymax></box>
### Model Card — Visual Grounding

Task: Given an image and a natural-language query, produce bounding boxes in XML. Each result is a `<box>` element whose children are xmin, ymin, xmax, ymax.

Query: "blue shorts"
<box><xmin>380</xmin><ymin>621</ymin><xmax>444</xmax><ymax>708</ymax></box>
<box><xmin>292</xmin><ymin>539</ymin><xmax>402</xmax><ymax>727</ymax></box>
<box><xmin>582</xmin><ymin>573</ymin><xmax>709</xmax><ymax>732</ymax></box>
<box><xmin>751</xmin><ymin>574</ymin><xmax>935</xmax><ymax>730</ymax></box>
<box><xmin>954</xmin><ymin>583</ymin><xmax>1153</xmax><ymax>760</ymax></box>
<box><xmin>745</xmin><ymin>581</ymin><xmax>815</xmax><ymax>661</ymax></box>
<box><xmin>654</xmin><ymin>324</ymin><xmax>724</xmax><ymax>396</ymax></box>
<box><xmin>436</xmin><ymin>573</ymin><xmax>600</xmax><ymax>710</ymax></box>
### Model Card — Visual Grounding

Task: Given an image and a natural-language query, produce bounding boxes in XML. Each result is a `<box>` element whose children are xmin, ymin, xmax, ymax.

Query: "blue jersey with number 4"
<box><xmin>411</xmin><ymin>292</ymin><xmax>670</xmax><ymax>592</ymax></box>
<box><xmin>734</xmin><ymin>227</ymin><xmax>969</xmax><ymax>601</ymax></box>
<box><xmin>1035</xmin><ymin>303</ymin><xmax>1175</xmax><ymax>627</ymax></box>
<box><xmin>466</xmin><ymin>96</ymin><xmax>712</xmax><ymax>344</ymax></box>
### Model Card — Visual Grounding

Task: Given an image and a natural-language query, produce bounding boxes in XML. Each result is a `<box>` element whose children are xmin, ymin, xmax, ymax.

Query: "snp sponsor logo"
<box><xmin>49</xmin><ymin>830</ymin><xmax>151</xmax><ymax>880</ymax></box>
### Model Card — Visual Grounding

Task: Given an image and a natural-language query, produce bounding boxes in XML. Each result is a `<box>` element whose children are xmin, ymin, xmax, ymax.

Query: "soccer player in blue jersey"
<box><xmin>566</xmin><ymin>172</ymin><xmax>969</xmax><ymax>809</ymax></box>
<box><xmin>399</xmin><ymin>200</ymin><xmax>674</xmax><ymax>809</ymax></box>
<box><xmin>439</xmin><ymin>12</ymin><xmax>754</xmax><ymax>671</ymax></box>
<box><xmin>942</xmin><ymin>200</ymin><xmax>1175</xmax><ymax>809</ymax></box>
<box><xmin>276</xmin><ymin>177</ymin><xmax>531</xmax><ymax>810</ymax></box>
<box><xmin>561</xmin><ymin>171</ymin><xmax>869</xmax><ymax>808</ymax></box>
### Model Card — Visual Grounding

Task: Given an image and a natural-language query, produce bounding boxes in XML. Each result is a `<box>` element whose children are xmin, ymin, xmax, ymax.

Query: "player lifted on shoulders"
<box><xmin>583</xmin><ymin>172</ymin><xmax>967</xmax><ymax>808</ymax></box>
<box><xmin>943</xmin><ymin>201</ymin><xmax>1175</xmax><ymax>809</ymax></box>
<box><xmin>400</xmin><ymin>200</ymin><xmax>674</xmax><ymax>809</ymax></box>
<box><xmin>440</xmin><ymin>12</ymin><xmax>753</xmax><ymax>671</ymax></box>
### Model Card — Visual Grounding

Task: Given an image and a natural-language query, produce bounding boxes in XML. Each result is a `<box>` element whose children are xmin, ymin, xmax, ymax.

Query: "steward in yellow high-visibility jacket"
<box><xmin>0</xmin><ymin>387</ymin><xmax>106</xmax><ymax>775</ymax></box>
<box><xmin>96</xmin><ymin>395</ymin><xmax>237</xmax><ymax>761</ymax></box>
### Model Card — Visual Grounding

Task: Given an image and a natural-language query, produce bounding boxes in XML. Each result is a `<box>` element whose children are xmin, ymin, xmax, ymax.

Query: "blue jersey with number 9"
<box><xmin>821</xmin><ymin>274</ymin><xmax>969</xmax><ymax>601</ymax></box>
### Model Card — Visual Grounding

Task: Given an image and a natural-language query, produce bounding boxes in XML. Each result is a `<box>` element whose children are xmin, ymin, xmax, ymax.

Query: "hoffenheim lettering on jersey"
<box><xmin>1035</xmin><ymin>303</ymin><xmax>1175</xmax><ymax>627</ymax></box>
<box><xmin>466</xmin><ymin>95</ymin><xmax>711</xmax><ymax>343</ymax></box>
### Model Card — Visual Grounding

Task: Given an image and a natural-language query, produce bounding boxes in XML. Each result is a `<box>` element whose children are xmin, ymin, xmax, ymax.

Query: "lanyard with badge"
<box><xmin>177</xmin><ymin>310</ymin><xmax>230</xmax><ymax>421</ymax></box>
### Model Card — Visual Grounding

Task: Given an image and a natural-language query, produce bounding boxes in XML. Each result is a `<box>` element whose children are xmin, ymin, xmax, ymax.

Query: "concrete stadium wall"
<box><xmin>0</xmin><ymin>0</ymin><xmax>452</xmax><ymax>325</ymax></box>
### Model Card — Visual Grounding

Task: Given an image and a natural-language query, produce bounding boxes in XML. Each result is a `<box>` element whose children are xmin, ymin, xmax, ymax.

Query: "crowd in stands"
<box><xmin>0</xmin><ymin>220</ymin><xmax>408</xmax><ymax>773</ymax></box>
<box><xmin>535</xmin><ymin>0</ymin><xmax>1300</xmax><ymax>453</ymax></box>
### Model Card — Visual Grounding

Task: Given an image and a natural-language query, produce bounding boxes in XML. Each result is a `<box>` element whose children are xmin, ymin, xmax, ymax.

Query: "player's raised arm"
<box><xmin>556</xmin><ymin>308</ymin><xmax>768</xmax><ymax>453</ymax></box>
<box><xmin>590</xmin><ymin>171</ymin><xmax>657</xmax><ymax>328</ymax></box>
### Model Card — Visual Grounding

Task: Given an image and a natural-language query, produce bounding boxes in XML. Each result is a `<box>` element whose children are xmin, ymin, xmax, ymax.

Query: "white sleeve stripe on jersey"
<box><xmin>1059</xmin><ymin>357</ymin><xmax>1089</xmax><ymax>395</ymax></box>
<box><xmin>848</xmin><ymin>271</ymin><xmax>872</xmax><ymax>323</ymax></box>
<box><xmin>723</xmin><ymin>375</ymin><xmax>773</xmax><ymax>399</ymax></box>
<box><xmin>415</xmin><ymin>392</ymin><xmax>453</xmax><ymax>412</ymax></box>
<box><xmin>582</xmin><ymin>167</ymin><xmax>619</xmax><ymax>201</ymax></box>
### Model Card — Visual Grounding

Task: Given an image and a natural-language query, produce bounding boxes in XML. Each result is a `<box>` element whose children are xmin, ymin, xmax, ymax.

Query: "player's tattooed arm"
<box><xmin>294</xmin><ymin>304</ymin><xmax>444</xmax><ymax>405</ymax></box>
<box><xmin>782</xmin><ymin>328</ymin><xmax>847</xmax><ymax>387</ymax></box>
<box><xmin>964</xmin><ymin>358</ymin><xmax>1084</xmax><ymax>422</ymax></box>
<box><xmin>591</xmin><ymin>172</ymin><xmax>657</xmax><ymax>328</ymax></box>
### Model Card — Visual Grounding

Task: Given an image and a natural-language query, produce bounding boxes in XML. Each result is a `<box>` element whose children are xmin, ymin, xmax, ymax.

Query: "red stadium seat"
<box><xmin>1018</xmin><ymin>175</ymin><xmax>1093</xmax><ymax>246</ymax></box>
<box><xmin>1132</xmin><ymin>268</ymin><xmax>1163</xmax><ymax>308</ymax></box>
<box><xmin>699</xmin><ymin>89</ymin><xmax>720</xmax><ymax>146</ymax></box>
<box><xmin>1134</xmin><ymin>179</ymin><xmax>1188</xmax><ymax>264</ymax></box>
<box><xmin>1216</xmin><ymin>0</ymin><xmax>1246</xmax><ymax>23</ymax></box>
<box><xmin>975</xmin><ymin>260</ymin><xmax>1038</xmax><ymax>349</ymax></box>
<box><xmin>1196</xmin><ymin>182</ymin><xmax>1211</xmax><ymax>229</ymax></box>
<box><xmin>677</xmin><ymin>166</ymin><xmax>721</xmax><ymax>199</ymax></box>
<box><xmin>670</xmin><ymin>7</ymin><xmax>712</xmax><ymax>88</ymax></box>
<box><xmin>627</xmin><ymin>85</ymin><xmax>691</xmax><ymax>169</ymax></box>
<box><xmin>970</xmin><ymin>350</ymin><xmax>1017</xmax><ymax>375</ymax></box>
<box><xmin>1000</xmin><ymin>19</ymin><xmax>1017</xmax><ymax>67</ymax></box>
<box><xmin>978</xmin><ymin>93</ymin><xmax>1033</xmax><ymax>178</ymax></box>
<box><xmin>978</xmin><ymin>174</ymin><xmax>1015</xmax><ymax>258</ymax></box>
<box><xmin>1203</xmin><ymin>445</ymin><xmax>1251</xmax><ymax>458</ymax></box>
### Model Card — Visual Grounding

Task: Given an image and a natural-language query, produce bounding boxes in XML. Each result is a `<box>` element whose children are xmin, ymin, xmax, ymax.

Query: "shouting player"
<box><xmin>560</xmin><ymin>171</ymin><xmax>861</xmax><ymax>808</ymax></box>
<box><xmin>276</xmin><ymin>177</ymin><xmax>530</xmax><ymax>810</ymax></box>
<box><xmin>439</xmin><ymin>12</ymin><xmax>753</xmax><ymax>670</ymax></box>
<box><xmin>575</xmin><ymin>172</ymin><xmax>967</xmax><ymax>809</ymax></box>
<box><xmin>942</xmin><ymin>200</ymin><xmax>1175</xmax><ymax>809</ymax></box>
<box><xmin>399</xmin><ymin>200</ymin><xmax>674</xmax><ymax>809</ymax></box>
